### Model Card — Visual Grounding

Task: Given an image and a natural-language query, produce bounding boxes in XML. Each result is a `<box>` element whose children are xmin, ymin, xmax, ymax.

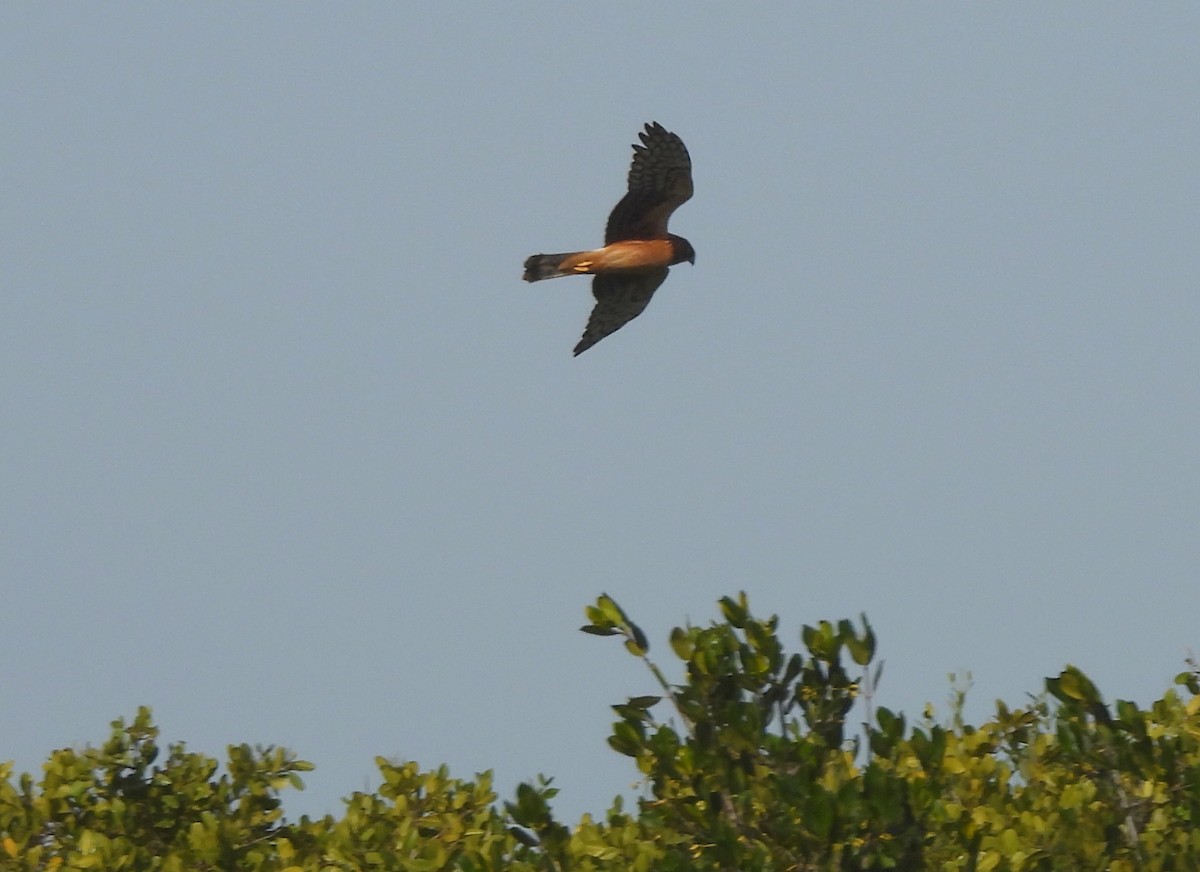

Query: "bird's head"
<box><xmin>669</xmin><ymin>235</ymin><xmax>696</xmax><ymax>266</ymax></box>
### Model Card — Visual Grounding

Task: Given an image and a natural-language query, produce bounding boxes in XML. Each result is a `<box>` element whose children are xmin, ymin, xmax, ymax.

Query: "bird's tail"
<box><xmin>523</xmin><ymin>252</ymin><xmax>583</xmax><ymax>282</ymax></box>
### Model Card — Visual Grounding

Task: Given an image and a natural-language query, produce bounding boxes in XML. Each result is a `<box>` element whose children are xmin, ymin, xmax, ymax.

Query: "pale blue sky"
<box><xmin>4</xmin><ymin>5</ymin><xmax>1198</xmax><ymax>821</ymax></box>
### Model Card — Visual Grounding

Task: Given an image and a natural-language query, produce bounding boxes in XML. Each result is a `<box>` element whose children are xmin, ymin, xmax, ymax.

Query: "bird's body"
<box><xmin>523</xmin><ymin>237</ymin><xmax>692</xmax><ymax>281</ymax></box>
<box><xmin>523</xmin><ymin>122</ymin><xmax>695</xmax><ymax>356</ymax></box>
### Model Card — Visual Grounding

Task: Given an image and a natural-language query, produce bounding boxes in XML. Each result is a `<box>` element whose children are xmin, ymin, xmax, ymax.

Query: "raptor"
<box><xmin>523</xmin><ymin>122</ymin><xmax>695</xmax><ymax>356</ymax></box>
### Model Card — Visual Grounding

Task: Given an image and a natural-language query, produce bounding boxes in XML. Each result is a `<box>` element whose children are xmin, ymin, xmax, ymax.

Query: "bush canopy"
<box><xmin>4</xmin><ymin>592</ymin><xmax>1199</xmax><ymax>871</ymax></box>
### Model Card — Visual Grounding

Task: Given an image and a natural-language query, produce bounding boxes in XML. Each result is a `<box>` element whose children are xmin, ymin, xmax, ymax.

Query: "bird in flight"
<box><xmin>523</xmin><ymin>122</ymin><xmax>695</xmax><ymax>356</ymax></box>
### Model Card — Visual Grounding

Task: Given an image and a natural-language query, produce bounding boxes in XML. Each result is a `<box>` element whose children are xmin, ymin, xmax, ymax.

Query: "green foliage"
<box><xmin>4</xmin><ymin>595</ymin><xmax>1199</xmax><ymax>870</ymax></box>
<box><xmin>0</xmin><ymin>706</ymin><xmax>313</xmax><ymax>871</ymax></box>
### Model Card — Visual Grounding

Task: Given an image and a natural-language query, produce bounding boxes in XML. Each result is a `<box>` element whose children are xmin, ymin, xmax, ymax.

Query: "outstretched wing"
<box><xmin>604</xmin><ymin>123</ymin><xmax>693</xmax><ymax>244</ymax></box>
<box><xmin>573</xmin><ymin>268</ymin><xmax>670</xmax><ymax>355</ymax></box>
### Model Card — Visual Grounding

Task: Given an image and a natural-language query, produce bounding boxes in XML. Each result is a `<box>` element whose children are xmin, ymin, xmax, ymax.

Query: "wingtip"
<box><xmin>638</xmin><ymin>121</ymin><xmax>677</xmax><ymax>148</ymax></box>
<box><xmin>573</xmin><ymin>334</ymin><xmax>599</xmax><ymax>356</ymax></box>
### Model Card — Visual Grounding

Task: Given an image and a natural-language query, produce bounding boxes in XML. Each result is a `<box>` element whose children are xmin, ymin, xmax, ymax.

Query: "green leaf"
<box><xmin>845</xmin><ymin>615</ymin><xmax>876</xmax><ymax>666</ymax></box>
<box><xmin>509</xmin><ymin>826</ymin><xmax>539</xmax><ymax>848</ymax></box>
<box><xmin>782</xmin><ymin>653</ymin><xmax>802</xmax><ymax>683</ymax></box>
<box><xmin>629</xmin><ymin>622</ymin><xmax>649</xmax><ymax>653</ymax></box>
<box><xmin>596</xmin><ymin>594</ymin><xmax>627</xmax><ymax>626</ymax></box>
<box><xmin>607</xmin><ymin>733</ymin><xmax>639</xmax><ymax>758</ymax></box>
<box><xmin>670</xmin><ymin>627</ymin><xmax>694</xmax><ymax>660</ymax></box>
<box><xmin>718</xmin><ymin>595</ymin><xmax>748</xmax><ymax>628</ymax></box>
<box><xmin>1054</xmin><ymin>666</ymin><xmax>1101</xmax><ymax>704</ymax></box>
<box><xmin>580</xmin><ymin>624</ymin><xmax>621</xmax><ymax>637</ymax></box>
<box><xmin>627</xmin><ymin>696</ymin><xmax>662</xmax><ymax>710</ymax></box>
<box><xmin>802</xmin><ymin>620</ymin><xmax>838</xmax><ymax>661</ymax></box>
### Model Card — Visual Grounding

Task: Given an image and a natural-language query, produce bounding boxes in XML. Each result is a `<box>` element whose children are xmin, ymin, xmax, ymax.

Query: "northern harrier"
<box><xmin>523</xmin><ymin>122</ymin><xmax>695</xmax><ymax>356</ymax></box>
